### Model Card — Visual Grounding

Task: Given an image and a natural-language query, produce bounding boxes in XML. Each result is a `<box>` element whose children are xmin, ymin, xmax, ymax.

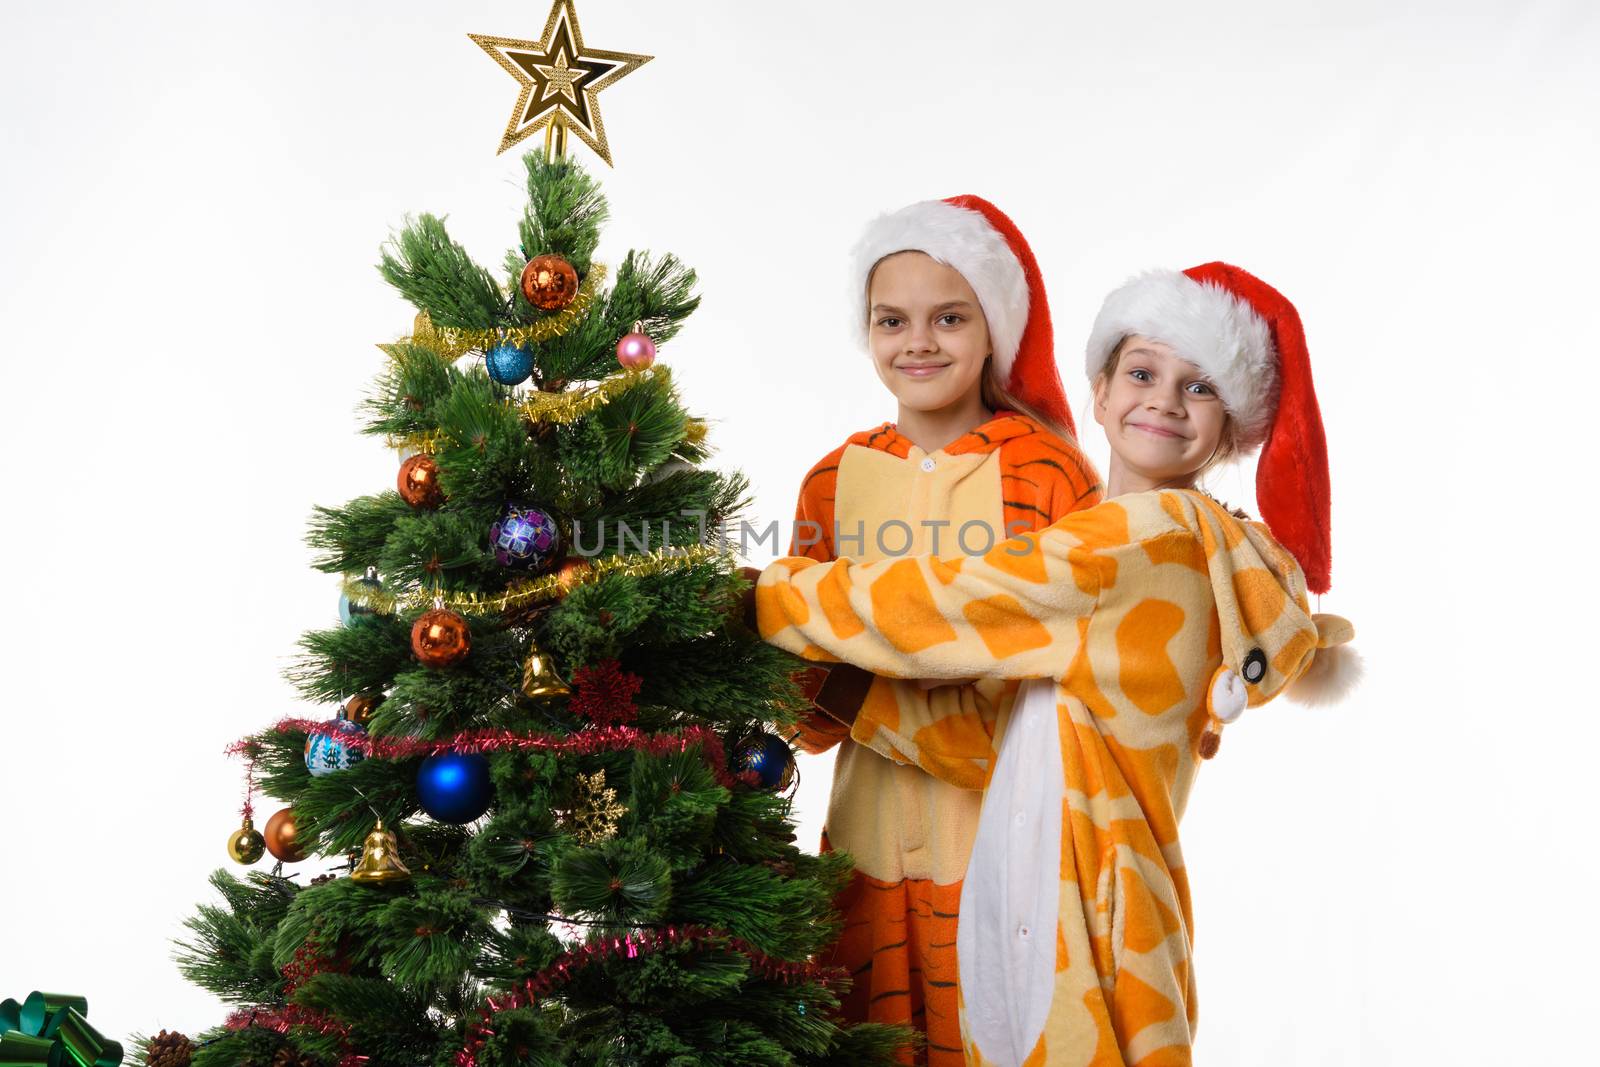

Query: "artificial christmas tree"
<box><xmin>167</xmin><ymin>132</ymin><xmax>905</xmax><ymax>1067</ymax></box>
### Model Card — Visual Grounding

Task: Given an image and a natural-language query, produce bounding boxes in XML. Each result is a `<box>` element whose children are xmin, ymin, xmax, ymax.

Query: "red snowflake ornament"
<box><xmin>568</xmin><ymin>659</ymin><xmax>643</xmax><ymax>725</ymax></box>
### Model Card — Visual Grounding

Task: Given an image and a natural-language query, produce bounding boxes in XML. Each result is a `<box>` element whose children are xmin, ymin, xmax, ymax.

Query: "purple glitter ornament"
<box><xmin>490</xmin><ymin>504</ymin><xmax>561</xmax><ymax>571</ymax></box>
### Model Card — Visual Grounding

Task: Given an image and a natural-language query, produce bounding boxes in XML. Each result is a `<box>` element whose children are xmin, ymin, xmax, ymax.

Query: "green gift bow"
<box><xmin>0</xmin><ymin>993</ymin><xmax>122</xmax><ymax>1067</ymax></box>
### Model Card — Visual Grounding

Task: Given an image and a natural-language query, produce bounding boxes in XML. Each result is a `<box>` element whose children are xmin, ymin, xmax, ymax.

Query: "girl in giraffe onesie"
<box><xmin>788</xmin><ymin>196</ymin><xmax>1102</xmax><ymax>1064</ymax></box>
<box><xmin>756</xmin><ymin>264</ymin><xmax>1355</xmax><ymax>1066</ymax></box>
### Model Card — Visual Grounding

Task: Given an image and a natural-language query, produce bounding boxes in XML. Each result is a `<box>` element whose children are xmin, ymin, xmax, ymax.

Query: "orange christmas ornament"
<box><xmin>520</xmin><ymin>254</ymin><xmax>579</xmax><ymax>310</ymax></box>
<box><xmin>263</xmin><ymin>807</ymin><xmax>306</xmax><ymax>863</ymax></box>
<box><xmin>397</xmin><ymin>454</ymin><xmax>444</xmax><ymax>508</ymax></box>
<box><xmin>411</xmin><ymin>608</ymin><xmax>472</xmax><ymax>667</ymax></box>
<box><xmin>555</xmin><ymin>556</ymin><xmax>591</xmax><ymax>594</ymax></box>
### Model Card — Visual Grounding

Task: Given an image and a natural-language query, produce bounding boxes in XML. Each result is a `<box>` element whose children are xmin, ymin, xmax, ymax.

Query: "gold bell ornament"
<box><xmin>349</xmin><ymin>819</ymin><xmax>412</xmax><ymax>885</ymax></box>
<box><xmin>227</xmin><ymin>815</ymin><xmax>266</xmax><ymax>864</ymax></box>
<box><xmin>522</xmin><ymin>643</ymin><xmax>570</xmax><ymax>698</ymax></box>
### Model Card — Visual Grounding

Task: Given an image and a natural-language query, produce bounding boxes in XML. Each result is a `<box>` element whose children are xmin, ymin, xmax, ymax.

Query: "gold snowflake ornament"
<box><xmin>562</xmin><ymin>769</ymin><xmax>627</xmax><ymax>845</ymax></box>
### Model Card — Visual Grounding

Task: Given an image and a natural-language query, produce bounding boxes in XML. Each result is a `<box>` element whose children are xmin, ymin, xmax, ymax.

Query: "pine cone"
<box><xmin>271</xmin><ymin>1047</ymin><xmax>319</xmax><ymax>1067</ymax></box>
<box><xmin>145</xmin><ymin>1030</ymin><xmax>193</xmax><ymax>1067</ymax></box>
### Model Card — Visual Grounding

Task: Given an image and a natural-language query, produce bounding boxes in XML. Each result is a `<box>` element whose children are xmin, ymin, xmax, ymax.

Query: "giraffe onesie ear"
<box><xmin>1312</xmin><ymin>612</ymin><xmax>1354</xmax><ymax>649</ymax></box>
<box><xmin>1282</xmin><ymin>612</ymin><xmax>1363</xmax><ymax>707</ymax></box>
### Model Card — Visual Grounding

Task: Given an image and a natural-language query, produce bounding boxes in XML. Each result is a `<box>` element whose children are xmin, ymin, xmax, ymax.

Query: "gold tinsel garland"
<box><xmin>386</xmin><ymin>364</ymin><xmax>708</xmax><ymax>453</ymax></box>
<box><xmin>387</xmin><ymin>431</ymin><xmax>445</xmax><ymax>455</ymax></box>
<box><xmin>340</xmin><ymin>543</ymin><xmax>728</xmax><ymax>617</ymax></box>
<box><xmin>380</xmin><ymin>264</ymin><xmax>609</xmax><ymax>363</ymax></box>
<box><xmin>512</xmin><ymin>364</ymin><xmax>666</xmax><ymax>425</ymax></box>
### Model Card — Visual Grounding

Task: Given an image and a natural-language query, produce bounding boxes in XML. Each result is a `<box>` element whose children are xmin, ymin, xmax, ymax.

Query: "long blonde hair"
<box><xmin>981</xmin><ymin>358</ymin><xmax>1079</xmax><ymax>447</ymax></box>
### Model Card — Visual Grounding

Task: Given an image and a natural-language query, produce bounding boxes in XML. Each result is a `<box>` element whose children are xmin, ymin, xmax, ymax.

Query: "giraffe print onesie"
<box><xmin>788</xmin><ymin>412</ymin><xmax>1100</xmax><ymax>1065</ymax></box>
<box><xmin>756</xmin><ymin>489</ymin><xmax>1351</xmax><ymax>1066</ymax></box>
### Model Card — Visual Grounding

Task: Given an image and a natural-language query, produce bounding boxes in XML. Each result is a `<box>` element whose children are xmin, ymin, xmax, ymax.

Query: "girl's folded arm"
<box><xmin>754</xmin><ymin>518</ymin><xmax>1109</xmax><ymax>683</ymax></box>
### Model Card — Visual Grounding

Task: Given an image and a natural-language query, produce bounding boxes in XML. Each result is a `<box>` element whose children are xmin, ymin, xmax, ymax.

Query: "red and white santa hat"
<box><xmin>852</xmin><ymin>195</ymin><xmax>1075</xmax><ymax>436</ymax></box>
<box><xmin>1085</xmin><ymin>263</ymin><xmax>1332</xmax><ymax>593</ymax></box>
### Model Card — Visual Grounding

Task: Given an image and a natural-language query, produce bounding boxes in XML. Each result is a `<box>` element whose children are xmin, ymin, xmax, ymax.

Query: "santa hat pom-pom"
<box><xmin>1285</xmin><ymin>614</ymin><xmax>1362</xmax><ymax>707</ymax></box>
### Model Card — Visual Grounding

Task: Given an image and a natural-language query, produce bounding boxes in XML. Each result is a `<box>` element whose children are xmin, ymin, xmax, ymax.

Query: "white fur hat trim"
<box><xmin>852</xmin><ymin>200</ymin><xmax>1028</xmax><ymax>381</ymax></box>
<box><xmin>1085</xmin><ymin>270</ymin><xmax>1278</xmax><ymax>451</ymax></box>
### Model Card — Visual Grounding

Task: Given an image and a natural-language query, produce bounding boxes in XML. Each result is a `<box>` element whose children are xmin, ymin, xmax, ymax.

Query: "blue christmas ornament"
<box><xmin>490</xmin><ymin>503</ymin><xmax>561</xmax><ymax>570</ymax></box>
<box><xmin>305</xmin><ymin>714</ymin><xmax>367</xmax><ymax>777</ymax></box>
<box><xmin>339</xmin><ymin>568</ymin><xmax>384</xmax><ymax>626</ymax></box>
<box><xmin>486</xmin><ymin>342</ymin><xmax>534</xmax><ymax>386</ymax></box>
<box><xmin>416</xmin><ymin>752</ymin><xmax>494</xmax><ymax>824</ymax></box>
<box><xmin>734</xmin><ymin>731</ymin><xmax>796</xmax><ymax>792</ymax></box>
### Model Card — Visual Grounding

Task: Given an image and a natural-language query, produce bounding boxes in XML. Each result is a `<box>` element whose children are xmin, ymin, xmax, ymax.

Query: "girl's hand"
<box><xmin>735</xmin><ymin>566</ymin><xmax>763</xmax><ymax>630</ymax></box>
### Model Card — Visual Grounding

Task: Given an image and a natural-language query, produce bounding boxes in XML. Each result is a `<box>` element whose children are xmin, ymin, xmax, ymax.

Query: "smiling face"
<box><xmin>867</xmin><ymin>252</ymin><xmax>993</xmax><ymax>418</ymax></box>
<box><xmin>1093</xmin><ymin>335</ymin><xmax>1231</xmax><ymax>493</ymax></box>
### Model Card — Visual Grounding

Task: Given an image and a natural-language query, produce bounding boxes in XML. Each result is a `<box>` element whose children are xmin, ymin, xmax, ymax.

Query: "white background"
<box><xmin>2</xmin><ymin>2</ymin><xmax>1597</xmax><ymax>1064</ymax></box>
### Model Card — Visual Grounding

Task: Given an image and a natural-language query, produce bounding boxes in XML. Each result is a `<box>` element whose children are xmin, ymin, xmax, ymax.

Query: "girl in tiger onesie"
<box><xmin>788</xmin><ymin>196</ymin><xmax>1101</xmax><ymax>1065</ymax></box>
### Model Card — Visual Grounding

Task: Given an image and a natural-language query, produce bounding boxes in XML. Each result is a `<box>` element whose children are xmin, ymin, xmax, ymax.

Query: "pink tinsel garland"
<box><xmin>454</xmin><ymin>925</ymin><xmax>842</xmax><ymax>1066</ymax></box>
<box><xmin>222</xmin><ymin>1005</ymin><xmax>367</xmax><ymax>1066</ymax></box>
<box><xmin>238</xmin><ymin>750</ymin><xmax>258</xmax><ymax>821</ymax></box>
<box><xmin>228</xmin><ymin>722</ymin><xmax>737</xmax><ymax>787</ymax></box>
<box><xmin>223</xmin><ymin>1005</ymin><xmax>348</xmax><ymax>1038</ymax></box>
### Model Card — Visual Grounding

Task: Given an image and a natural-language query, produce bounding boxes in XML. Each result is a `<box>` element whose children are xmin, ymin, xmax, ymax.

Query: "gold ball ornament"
<box><xmin>411</xmin><ymin>608</ymin><xmax>472</xmax><ymax>668</ymax></box>
<box><xmin>346</xmin><ymin>692</ymin><xmax>384</xmax><ymax>726</ymax></box>
<box><xmin>397</xmin><ymin>454</ymin><xmax>445</xmax><ymax>509</ymax></box>
<box><xmin>520</xmin><ymin>254</ymin><xmax>579</xmax><ymax>311</ymax></box>
<box><xmin>263</xmin><ymin>807</ymin><xmax>306</xmax><ymax>863</ymax></box>
<box><xmin>228</xmin><ymin>817</ymin><xmax>266</xmax><ymax>864</ymax></box>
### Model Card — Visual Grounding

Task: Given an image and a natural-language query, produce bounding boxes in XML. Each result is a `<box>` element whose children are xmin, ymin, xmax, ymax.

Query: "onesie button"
<box><xmin>1014</xmin><ymin>812</ymin><xmax>1027</xmax><ymax>827</ymax></box>
<box><xmin>919</xmin><ymin>457</ymin><xmax>936</xmax><ymax>472</ymax></box>
<box><xmin>1017</xmin><ymin>924</ymin><xmax>1031</xmax><ymax>940</ymax></box>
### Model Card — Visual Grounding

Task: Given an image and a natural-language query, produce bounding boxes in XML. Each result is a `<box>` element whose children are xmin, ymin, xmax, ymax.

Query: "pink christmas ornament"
<box><xmin>615</xmin><ymin>331</ymin><xmax>657</xmax><ymax>369</ymax></box>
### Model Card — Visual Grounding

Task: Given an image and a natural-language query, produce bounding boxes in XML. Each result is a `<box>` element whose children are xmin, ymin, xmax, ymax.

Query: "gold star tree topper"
<box><xmin>470</xmin><ymin>0</ymin><xmax>651</xmax><ymax>165</ymax></box>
